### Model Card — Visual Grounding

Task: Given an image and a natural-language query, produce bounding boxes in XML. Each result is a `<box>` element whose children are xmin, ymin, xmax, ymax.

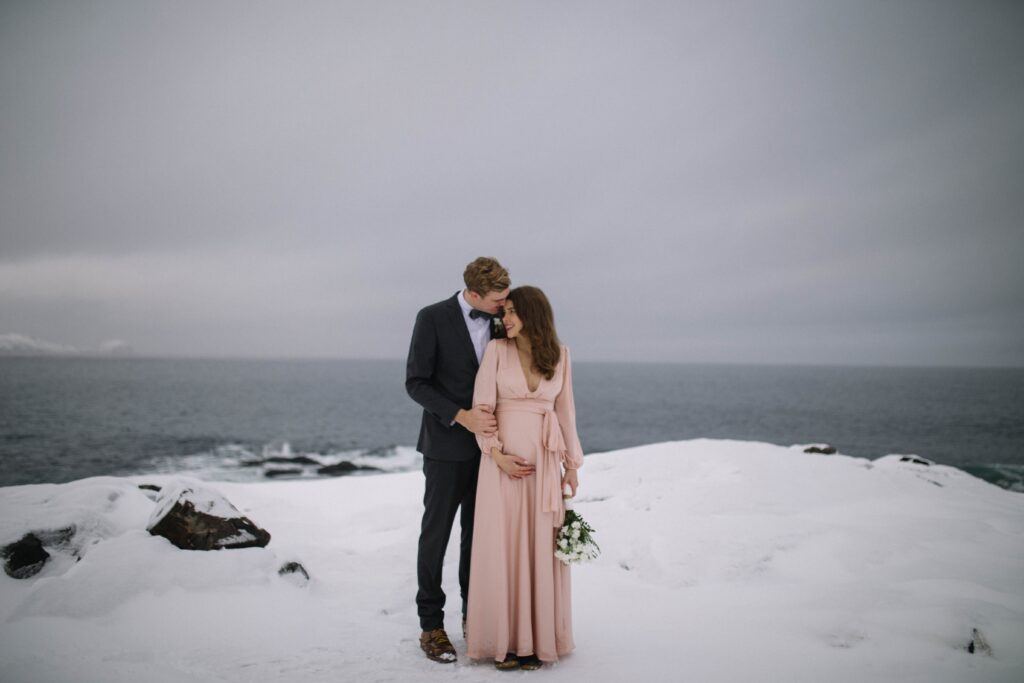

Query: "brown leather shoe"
<box><xmin>519</xmin><ymin>654</ymin><xmax>542</xmax><ymax>671</ymax></box>
<box><xmin>420</xmin><ymin>628</ymin><xmax>456</xmax><ymax>663</ymax></box>
<box><xmin>495</xmin><ymin>654</ymin><xmax>520</xmax><ymax>671</ymax></box>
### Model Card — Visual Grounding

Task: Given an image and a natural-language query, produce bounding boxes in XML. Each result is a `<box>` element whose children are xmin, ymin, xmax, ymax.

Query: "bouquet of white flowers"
<box><xmin>554</xmin><ymin>489</ymin><xmax>600</xmax><ymax>566</ymax></box>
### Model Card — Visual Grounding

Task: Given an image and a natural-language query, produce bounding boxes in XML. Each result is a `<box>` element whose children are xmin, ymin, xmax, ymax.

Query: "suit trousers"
<box><xmin>416</xmin><ymin>456</ymin><xmax>480</xmax><ymax>631</ymax></box>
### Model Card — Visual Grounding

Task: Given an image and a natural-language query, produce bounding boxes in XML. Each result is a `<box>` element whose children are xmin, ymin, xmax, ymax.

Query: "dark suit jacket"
<box><xmin>406</xmin><ymin>293</ymin><xmax>486</xmax><ymax>462</ymax></box>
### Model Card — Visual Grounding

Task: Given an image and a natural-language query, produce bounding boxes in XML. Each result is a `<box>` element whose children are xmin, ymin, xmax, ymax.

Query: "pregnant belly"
<box><xmin>497</xmin><ymin>412</ymin><xmax>543</xmax><ymax>464</ymax></box>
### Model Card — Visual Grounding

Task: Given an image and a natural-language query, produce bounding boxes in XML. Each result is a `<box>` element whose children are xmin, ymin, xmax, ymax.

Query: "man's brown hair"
<box><xmin>463</xmin><ymin>257</ymin><xmax>510</xmax><ymax>295</ymax></box>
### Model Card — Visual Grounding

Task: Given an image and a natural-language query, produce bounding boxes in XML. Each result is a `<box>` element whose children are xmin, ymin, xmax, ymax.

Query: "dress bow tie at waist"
<box><xmin>495</xmin><ymin>398</ymin><xmax>567</xmax><ymax>527</ymax></box>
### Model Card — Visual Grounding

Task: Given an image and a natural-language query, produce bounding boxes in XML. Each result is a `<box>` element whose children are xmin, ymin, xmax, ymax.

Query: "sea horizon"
<box><xmin>3</xmin><ymin>351</ymin><xmax>1022</xmax><ymax>370</ymax></box>
<box><xmin>2</xmin><ymin>356</ymin><xmax>1022</xmax><ymax>491</ymax></box>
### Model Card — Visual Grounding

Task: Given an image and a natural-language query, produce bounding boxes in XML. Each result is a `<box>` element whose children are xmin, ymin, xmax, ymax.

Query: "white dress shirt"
<box><xmin>457</xmin><ymin>289</ymin><xmax>491</xmax><ymax>365</ymax></box>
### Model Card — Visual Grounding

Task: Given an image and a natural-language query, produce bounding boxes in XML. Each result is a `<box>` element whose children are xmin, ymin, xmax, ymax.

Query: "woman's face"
<box><xmin>502</xmin><ymin>301</ymin><xmax>524</xmax><ymax>339</ymax></box>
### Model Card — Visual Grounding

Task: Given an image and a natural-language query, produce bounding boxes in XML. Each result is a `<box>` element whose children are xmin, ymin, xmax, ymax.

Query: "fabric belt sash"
<box><xmin>495</xmin><ymin>397</ymin><xmax>567</xmax><ymax>527</ymax></box>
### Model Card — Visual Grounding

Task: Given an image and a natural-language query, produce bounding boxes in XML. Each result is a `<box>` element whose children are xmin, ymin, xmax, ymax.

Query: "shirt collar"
<box><xmin>458</xmin><ymin>289</ymin><xmax>473</xmax><ymax>314</ymax></box>
<box><xmin>458</xmin><ymin>289</ymin><xmax>488</xmax><ymax>324</ymax></box>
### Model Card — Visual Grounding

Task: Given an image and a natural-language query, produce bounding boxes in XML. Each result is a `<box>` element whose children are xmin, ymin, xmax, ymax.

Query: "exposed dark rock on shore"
<box><xmin>2</xmin><ymin>526</ymin><xmax>78</xmax><ymax>579</ymax></box>
<box><xmin>317</xmin><ymin>461</ymin><xmax>381</xmax><ymax>476</ymax></box>
<box><xmin>2</xmin><ymin>533</ymin><xmax>49</xmax><ymax>579</ymax></box>
<box><xmin>264</xmin><ymin>456</ymin><xmax>320</xmax><ymax>465</ymax></box>
<box><xmin>264</xmin><ymin>468</ymin><xmax>304</xmax><ymax>478</ymax></box>
<box><xmin>236</xmin><ymin>453</ymin><xmax>384</xmax><ymax>478</ymax></box>
<box><xmin>148</xmin><ymin>485</ymin><xmax>271</xmax><ymax>551</ymax></box>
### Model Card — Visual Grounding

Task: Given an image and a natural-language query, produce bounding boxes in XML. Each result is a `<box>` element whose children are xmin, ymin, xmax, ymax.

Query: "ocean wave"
<box><xmin>960</xmin><ymin>463</ymin><xmax>1024</xmax><ymax>493</ymax></box>
<box><xmin>141</xmin><ymin>441</ymin><xmax>422</xmax><ymax>483</ymax></box>
<box><xmin>138</xmin><ymin>441</ymin><xmax>1024</xmax><ymax>493</ymax></box>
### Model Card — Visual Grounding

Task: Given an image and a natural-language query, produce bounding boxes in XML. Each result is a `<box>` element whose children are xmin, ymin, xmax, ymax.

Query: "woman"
<box><xmin>465</xmin><ymin>286</ymin><xmax>585</xmax><ymax>671</ymax></box>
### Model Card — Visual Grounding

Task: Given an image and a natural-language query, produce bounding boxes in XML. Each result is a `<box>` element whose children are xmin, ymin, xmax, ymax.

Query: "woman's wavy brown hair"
<box><xmin>508</xmin><ymin>286</ymin><xmax>561</xmax><ymax>380</ymax></box>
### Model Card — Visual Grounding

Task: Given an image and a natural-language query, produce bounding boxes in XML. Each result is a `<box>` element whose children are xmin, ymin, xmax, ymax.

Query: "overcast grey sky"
<box><xmin>1</xmin><ymin>1</ymin><xmax>1022</xmax><ymax>365</ymax></box>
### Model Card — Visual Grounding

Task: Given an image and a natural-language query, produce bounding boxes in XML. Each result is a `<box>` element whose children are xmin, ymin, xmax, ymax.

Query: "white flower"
<box><xmin>554</xmin><ymin>510</ymin><xmax>600</xmax><ymax>566</ymax></box>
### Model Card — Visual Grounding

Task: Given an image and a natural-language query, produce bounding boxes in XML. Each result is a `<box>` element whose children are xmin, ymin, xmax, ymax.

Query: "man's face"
<box><xmin>468</xmin><ymin>287</ymin><xmax>509</xmax><ymax>315</ymax></box>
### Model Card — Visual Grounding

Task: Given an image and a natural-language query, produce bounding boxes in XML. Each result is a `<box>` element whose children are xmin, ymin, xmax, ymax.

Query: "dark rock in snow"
<box><xmin>264</xmin><ymin>456</ymin><xmax>319</xmax><ymax>466</ymax></box>
<box><xmin>317</xmin><ymin>461</ymin><xmax>381</xmax><ymax>477</ymax></box>
<box><xmin>279</xmin><ymin>561</ymin><xmax>310</xmax><ymax>580</ymax></box>
<box><xmin>264</xmin><ymin>468</ymin><xmax>303</xmax><ymax>478</ymax></box>
<box><xmin>138</xmin><ymin>484</ymin><xmax>162</xmax><ymax>492</ymax></box>
<box><xmin>148</xmin><ymin>483</ymin><xmax>271</xmax><ymax>551</ymax></box>
<box><xmin>2</xmin><ymin>533</ymin><xmax>50</xmax><ymax>579</ymax></box>
<box><xmin>899</xmin><ymin>456</ymin><xmax>933</xmax><ymax>466</ymax></box>
<box><xmin>968</xmin><ymin>627</ymin><xmax>992</xmax><ymax>655</ymax></box>
<box><xmin>804</xmin><ymin>445</ymin><xmax>837</xmax><ymax>455</ymax></box>
<box><xmin>279</xmin><ymin>560</ymin><xmax>310</xmax><ymax>587</ymax></box>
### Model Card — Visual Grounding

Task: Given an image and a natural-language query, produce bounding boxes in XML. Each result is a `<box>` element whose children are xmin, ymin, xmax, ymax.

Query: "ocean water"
<box><xmin>1</xmin><ymin>357</ymin><xmax>1022</xmax><ymax>491</ymax></box>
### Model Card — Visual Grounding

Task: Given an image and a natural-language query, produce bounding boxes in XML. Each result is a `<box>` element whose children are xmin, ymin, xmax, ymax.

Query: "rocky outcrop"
<box><xmin>2</xmin><ymin>533</ymin><xmax>50</xmax><ymax>579</ymax></box>
<box><xmin>803</xmin><ymin>445</ymin><xmax>837</xmax><ymax>455</ymax></box>
<box><xmin>899</xmin><ymin>455</ymin><xmax>933</xmax><ymax>466</ymax></box>
<box><xmin>264</xmin><ymin>468</ymin><xmax>303</xmax><ymax>478</ymax></box>
<box><xmin>317</xmin><ymin>461</ymin><xmax>380</xmax><ymax>477</ymax></box>
<box><xmin>147</xmin><ymin>483</ymin><xmax>271</xmax><ymax>551</ymax></box>
<box><xmin>264</xmin><ymin>456</ymin><xmax>319</xmax><ymax>466</ymax></box>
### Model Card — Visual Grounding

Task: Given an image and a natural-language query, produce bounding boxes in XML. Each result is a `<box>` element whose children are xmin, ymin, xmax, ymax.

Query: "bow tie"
<box><xmin>469</xmin><ymin>309</ymin><xmax>492</xmax><ymax>320</ymax></box>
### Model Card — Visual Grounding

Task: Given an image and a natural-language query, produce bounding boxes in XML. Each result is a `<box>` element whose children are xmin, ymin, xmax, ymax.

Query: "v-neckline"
<box><xmin>511</xmin><ymin>341</ymin><xmax>541</xmax><ymax>393</ymax></box>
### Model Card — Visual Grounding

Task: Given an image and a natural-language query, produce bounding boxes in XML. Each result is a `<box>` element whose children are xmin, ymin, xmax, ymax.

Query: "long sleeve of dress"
<box><xmin>554</xmin><ymin>345</ymin><xmax>584</xmax><ymax>469</ymax></box>
<box><xmin>472</xmin><ymin>339</ymin><xmax>504</xmax><ymax>455</ymax></box>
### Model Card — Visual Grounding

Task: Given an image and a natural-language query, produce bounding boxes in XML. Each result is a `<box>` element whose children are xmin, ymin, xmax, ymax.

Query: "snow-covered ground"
<box><xmin>1</xmin><ymin>439</ymin><xmax>1022</xmax><ymax>682</ymax></box>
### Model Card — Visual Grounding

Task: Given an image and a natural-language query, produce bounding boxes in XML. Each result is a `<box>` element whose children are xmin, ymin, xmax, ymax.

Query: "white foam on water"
<box><xmin>139</xmin><ymin>442</ymin><xmax>422</xmax><ymax>483</ymax></box>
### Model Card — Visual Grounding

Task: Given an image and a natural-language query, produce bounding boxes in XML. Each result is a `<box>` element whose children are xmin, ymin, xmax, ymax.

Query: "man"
<box><xmin>406</xmin><ymin>256</ymin><xmax>510</xmax><ymax>663</ymax></box>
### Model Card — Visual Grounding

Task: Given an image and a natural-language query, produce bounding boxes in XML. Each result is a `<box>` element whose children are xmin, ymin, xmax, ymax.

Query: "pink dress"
<box><xmin>465</xmin><ymin>339</ymin><xmax>585</xmax><ymax>663</ymax></box>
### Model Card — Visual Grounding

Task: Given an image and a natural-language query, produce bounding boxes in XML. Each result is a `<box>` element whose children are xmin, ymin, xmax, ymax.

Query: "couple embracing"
<box><xmin>406</xmin><ymin>256</ymin><xmax>585</xmax><ymax>671</ymax></box>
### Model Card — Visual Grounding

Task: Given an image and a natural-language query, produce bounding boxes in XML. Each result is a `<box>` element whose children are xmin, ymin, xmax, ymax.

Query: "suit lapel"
<box><xmin>446</xmin><ymin>294</ymin><xmax>479</xmax><ymax>369</ymax></box>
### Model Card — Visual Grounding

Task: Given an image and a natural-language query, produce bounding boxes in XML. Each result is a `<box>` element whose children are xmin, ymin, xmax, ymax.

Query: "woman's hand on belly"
<box><xmin>490</xmin><ymin>447</ymin><xmax>536</xmax><ymax>480</ymax></box>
